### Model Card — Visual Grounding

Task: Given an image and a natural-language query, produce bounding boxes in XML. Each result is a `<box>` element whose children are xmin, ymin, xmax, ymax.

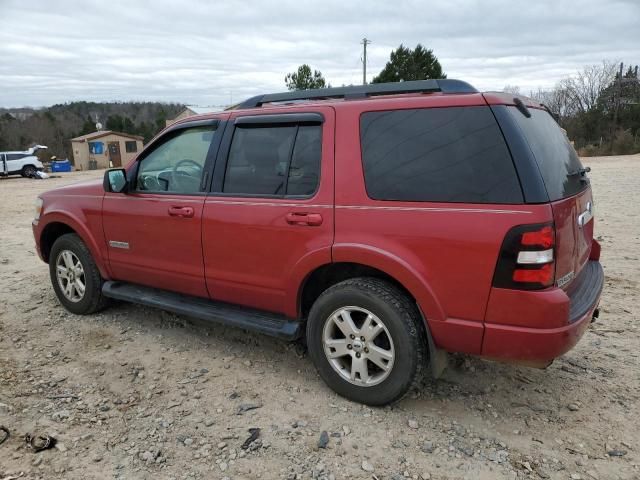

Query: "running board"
<box><xmin>102</xmin><ymin>281</ymin><xmax>303</xmax><ymax>340</ymax></box>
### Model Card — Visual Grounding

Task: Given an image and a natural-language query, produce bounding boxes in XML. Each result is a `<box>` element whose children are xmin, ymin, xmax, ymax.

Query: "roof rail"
<box><xmin>235</xmin><ymin>79</ymin><xmax>477</xmax><ymax>109</ymax></box>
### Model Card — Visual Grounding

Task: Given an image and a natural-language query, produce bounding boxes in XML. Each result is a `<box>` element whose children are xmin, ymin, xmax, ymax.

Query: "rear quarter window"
<box><xmin>508</xmin><ymin>107</ymin><xmax>587</xmax><ymax>201</ymax></box>
<box><xmin>360</xmin><ymin>106</ymin><xmax>523</xmax><ymax>204</ymax></box>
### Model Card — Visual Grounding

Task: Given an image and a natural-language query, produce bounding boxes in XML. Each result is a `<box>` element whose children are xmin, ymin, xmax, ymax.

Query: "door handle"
<box><xmin>168</xmin><ymin>206</ymin><xmax>195</xmax><ymax>218</ymax></box>
<box><xmin>285</xmin><ymin>212</ymin><xmax>323</xmax><ymax>226</ymax></box>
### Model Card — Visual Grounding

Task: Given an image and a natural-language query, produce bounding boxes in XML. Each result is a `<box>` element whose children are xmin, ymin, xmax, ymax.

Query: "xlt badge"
<box><xmin>556</xmin><ymin>270</ymin><xmax>575</xmax><ymax>288</ymax></box>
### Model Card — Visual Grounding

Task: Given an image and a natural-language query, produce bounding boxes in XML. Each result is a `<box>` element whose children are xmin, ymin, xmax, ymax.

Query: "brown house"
<box><xmin>70</xmin><ymin>131</ymin><xmax>144</xmax><ymax>170</ymax></box>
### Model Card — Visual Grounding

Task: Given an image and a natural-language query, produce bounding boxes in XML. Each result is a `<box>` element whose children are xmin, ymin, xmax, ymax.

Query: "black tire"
<box><xmin>306</xmin><ymin>277</ymin><xmax>427</xmax><ymax>406</ymax></box>
<box><xmin>49</xmin><ymin>233</ymin><xmax>109</xmax><ymax>315</ymax></box>
<box><xmin>21</xmin><ymin>165</ymin><xmax>37</xmax><ymax>177</ymax></box>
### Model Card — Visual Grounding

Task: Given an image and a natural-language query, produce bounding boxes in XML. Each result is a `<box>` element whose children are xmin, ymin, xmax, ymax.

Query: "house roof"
<box><xmin>184</xmin><ymin>106</ymin><xmax>222</xmax><ymax>115</ymax></box>
<box><xmin>70</xmin><ymin>130</ymin><xmax>144</xmax><ymax>142</ymax></box>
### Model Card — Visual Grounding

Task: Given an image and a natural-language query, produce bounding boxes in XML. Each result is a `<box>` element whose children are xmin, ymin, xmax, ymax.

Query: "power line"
<box><xmin>361</xmin><ymin>38</ymin><xmax>372</xmax><ymax>85</ymax></box>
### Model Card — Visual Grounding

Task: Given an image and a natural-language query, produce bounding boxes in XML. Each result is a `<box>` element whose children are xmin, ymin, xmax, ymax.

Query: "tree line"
<box><xmin>286</xmin><ymin>46</ymin><xmax>639</xmax><ymax>156</ymax></box>
<box><xmin>0</xmin><ymin>102</ymin><xmax>184</xmax><ymax>161</ymax></box>
<box><xmin>529</xmin><ymin>62</ymin><xmax>640</xmax><ymax>155</ymax></box>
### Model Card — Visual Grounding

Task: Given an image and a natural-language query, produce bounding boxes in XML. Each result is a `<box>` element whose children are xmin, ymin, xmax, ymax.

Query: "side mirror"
<box><xmin>104</xmin><ymin>168</ymin><xmax>128</xmax><ymax>193</ymax></box>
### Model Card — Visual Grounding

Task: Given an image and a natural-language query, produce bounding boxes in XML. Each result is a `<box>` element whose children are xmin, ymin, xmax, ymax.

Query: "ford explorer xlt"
<box><xmin>32</xmin><ymin>80</ymin><xmax>604</xmax><ymax>405</ymax></box>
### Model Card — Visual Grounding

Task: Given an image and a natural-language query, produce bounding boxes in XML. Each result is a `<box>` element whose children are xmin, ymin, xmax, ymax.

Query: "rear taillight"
<box><xmin>493</xmin><ymin>223</ymin><xmax>555</xmax><ymax>290</ymax></box>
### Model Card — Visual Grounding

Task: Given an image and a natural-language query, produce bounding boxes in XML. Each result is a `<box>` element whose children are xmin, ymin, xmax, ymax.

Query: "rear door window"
<box><xmin>509</xmin><ymin>107</ymin><xmax>587</xmax><ymax>201</ymax></box>
<box><xmin>223</xmin><ymin>124</ymin><xmax>321</xmax><ymax>197</ymax></box>
<box><xmin>287</xmin><ymin>125</ymin><xmax>322</xmax><ymax>196</ymax></box>
<box><xmin>360</xmin><ymin>106</ymin><xmax>523</xmax><ymax>204</ymax></box>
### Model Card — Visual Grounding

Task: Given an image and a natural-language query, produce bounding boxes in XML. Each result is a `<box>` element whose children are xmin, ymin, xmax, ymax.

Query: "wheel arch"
<box><xmin>297</xmin><ymin>252</ymin><xmax>445</xmax><ymax>325</ymax></box>
<box><xmin>21</xmin><ymin>163</ymin><xmax>39</xmax><ymax>174</ymax></box>
<box><xmin>38</xmin><ymin>214</ymin><xmax>110</xmax><ymax>279</ymax></box>
<box><xmin>298</xmin><ymin>262</ymin><xmax>410</xmax><ymax>317</ymax></box>
<box><xmin>299</xmin><ymin>261</ymin><xmax>449</xmax><ymax>379</ymax></box>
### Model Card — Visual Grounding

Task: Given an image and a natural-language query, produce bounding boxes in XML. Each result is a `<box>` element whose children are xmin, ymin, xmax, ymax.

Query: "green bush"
<box><xmin>611</xmin><ymin>129</ymin><xmax>638</xmax><ymax>155</ymax></box>
<box><xmin>577</xmin><ymin>129</ymin><xmax>640</xmax><ymax>156</ymax></box>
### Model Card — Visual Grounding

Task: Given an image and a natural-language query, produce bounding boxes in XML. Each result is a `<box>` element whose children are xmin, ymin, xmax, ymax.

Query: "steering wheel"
<box><xmin>173</xmin><ymin>159</ymin><xmax>203</xmax><ymax>176</ymax></box>
<box><xmin>170</xmin><ymin>159</ymin><xmax>203</xmax><ymax>192</ymax></box>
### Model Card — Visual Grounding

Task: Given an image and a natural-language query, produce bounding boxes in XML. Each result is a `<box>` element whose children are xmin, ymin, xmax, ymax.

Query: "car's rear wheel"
<box><xmin>306</xmin><ymin>277</ymin><xmax>426</xmax><ymax>406</ymax></box>
<box><xmin>21</xmin><ymin>165</ymin><xmax>37</xmax><ymax>177</ymax></box>
<box><xmin>49</xmin><ymin>233</ymin><xmax>108</xmax><ymax>315</ymax></box>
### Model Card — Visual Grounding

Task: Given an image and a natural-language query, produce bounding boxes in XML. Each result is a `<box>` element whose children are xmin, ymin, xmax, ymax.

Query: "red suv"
<box><xmin>32</xmin><ymin>80</ymin><xmax>603</xmax><ymax>405</ymax></box>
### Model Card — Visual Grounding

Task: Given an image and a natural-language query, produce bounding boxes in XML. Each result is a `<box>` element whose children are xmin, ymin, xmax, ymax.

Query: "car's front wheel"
<box><xmin>21</xmin><ymin>165</ymin><xmax>37</xmax><ymax>177</ymax></box>
<box><xmin>306</xmin><ymin>277</ymin><xmax>426</xmax><ymax>406</ymax></box>
<box><xmin>49</xmin><ymin>233</ymin><xmax>108</xmax><ymax>315</ymax></box>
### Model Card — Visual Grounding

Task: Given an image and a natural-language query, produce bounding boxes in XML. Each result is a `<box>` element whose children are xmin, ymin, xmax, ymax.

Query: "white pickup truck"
<box><xmin>0</xmin><ymin>145</ymin><xmax>46</xmax><ymax>177</ymax></box>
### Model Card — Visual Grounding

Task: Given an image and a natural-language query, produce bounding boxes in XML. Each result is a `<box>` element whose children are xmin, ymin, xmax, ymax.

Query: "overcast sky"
<box><xmin>1</xmin><ymin>0</ymin><xmax>638</xmax><ymax>108</ymax></box>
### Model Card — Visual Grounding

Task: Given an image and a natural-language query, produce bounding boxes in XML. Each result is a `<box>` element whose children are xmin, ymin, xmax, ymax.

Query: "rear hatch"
<box><xmin>508</xmin><ymin>106</ymin><xmax>593</xmax><ymax>290</ymax></box>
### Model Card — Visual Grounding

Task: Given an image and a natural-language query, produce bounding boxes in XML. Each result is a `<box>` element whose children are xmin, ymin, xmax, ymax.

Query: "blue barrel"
<box><xmin>51</xmin><ymin>160</ymin><xmax>72</xmax><ymax>172</ymax></box>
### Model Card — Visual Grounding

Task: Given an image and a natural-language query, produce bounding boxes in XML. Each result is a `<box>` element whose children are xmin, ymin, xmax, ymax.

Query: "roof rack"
<box><xmin>235</xmin><ymin>79</ymin><xmax>477</xmax><ymax>109</ymax></box>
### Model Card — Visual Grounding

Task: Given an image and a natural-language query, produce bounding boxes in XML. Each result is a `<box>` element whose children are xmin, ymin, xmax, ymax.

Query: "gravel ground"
<box><xmin>0</xmin><ymin>156</ymin><xmax>638</xmax><ymax>480</ymax></box>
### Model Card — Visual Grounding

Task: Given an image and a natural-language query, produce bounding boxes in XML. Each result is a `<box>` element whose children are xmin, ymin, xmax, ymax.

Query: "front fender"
<box><xmin>37</xmin><ymin>209</ymin><xmax>111</xmax><ymax>279</ymax></box>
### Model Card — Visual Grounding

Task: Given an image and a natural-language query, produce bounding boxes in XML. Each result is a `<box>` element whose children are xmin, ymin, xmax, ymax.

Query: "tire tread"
<box><xmin>50</xmin><ymin>233</ymin><xmax>108</xmax><ymax>314</ymax></box>
<box><xmin>307</xmin><ymin>276</ymin><xmax>427</xmax><ymax>405</ymax></box>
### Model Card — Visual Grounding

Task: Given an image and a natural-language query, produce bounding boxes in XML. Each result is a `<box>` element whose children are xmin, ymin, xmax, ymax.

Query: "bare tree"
<box><xmin>560</xmin><ymin>60</ymin><xmax>618</xmax><ymax>113</ymax></box>
<box><xmin>530</xmin><ymin>86</ymin><xmax>575</xmax><ymax>120</ymax></box>
<box><xmin>502</xmin><ymin>85</ymin><xmax>521</xmax><ymax>95</ymax></box>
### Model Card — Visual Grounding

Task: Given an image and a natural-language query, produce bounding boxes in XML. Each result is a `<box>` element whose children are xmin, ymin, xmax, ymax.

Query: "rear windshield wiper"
<box><xmin>513</xmin><ymin>97</ymin><xmax>531</xmax><ymax>118</ymax></box>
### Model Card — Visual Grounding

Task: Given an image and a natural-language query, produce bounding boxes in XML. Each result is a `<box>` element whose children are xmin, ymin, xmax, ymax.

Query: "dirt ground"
<box><xmin>0</xmin><ymin>156</ymin><xmax>638</xmax><ymax>480</ymax></box>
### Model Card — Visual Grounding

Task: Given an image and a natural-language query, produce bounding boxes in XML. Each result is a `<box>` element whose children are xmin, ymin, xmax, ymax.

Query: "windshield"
<box><xmin>509</xmin><ymin>107</ymin><xmax>587</xmax><ymax>201</ymax></box>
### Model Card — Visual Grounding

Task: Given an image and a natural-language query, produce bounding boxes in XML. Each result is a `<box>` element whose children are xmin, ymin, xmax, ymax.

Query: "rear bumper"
<box><xmin>481</xmin><ymin>261</ymin><xmax>603</xmax><ymax>362</ymax></box>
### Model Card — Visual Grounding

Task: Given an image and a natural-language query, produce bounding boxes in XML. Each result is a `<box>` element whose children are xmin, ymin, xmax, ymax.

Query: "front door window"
<box><xmin>136</xmin><ymin>126</ymin><xmax>215</xmax><ymax>194</ymax></box>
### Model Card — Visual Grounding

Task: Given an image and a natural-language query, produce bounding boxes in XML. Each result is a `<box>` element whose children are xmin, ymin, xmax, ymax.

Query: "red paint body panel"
<box><xmin>589</xmin><ymin>239</ymin><xmax>601</xmax><ymax>261</ymax></box>
<box><xmin>428</xmin><ymin>318</ymin><xmax>485</xmax><ymax>356</ymax></box>
<box><xmin>482</xmin><ymin>298</ymin><xmax>596</xmax><ymax>362</ymax></box>
<box><xmin>102</xmin><ymin>193</ymin><xmax>208</xmax><ymax>297</ymax></box>
<box><xmin>485</xmin><ymin>287</ymin><xmax>569</xmax><ymax>329</ymax></box>
<box><xmin>32</xmin><ymin>179</ymin><xmax>111</xmax><ymax>279</ymax></box>
<box><xmin>551</xmin><ymin>188</ymin><xmax>594</xmax><ymax>289</ymax></box>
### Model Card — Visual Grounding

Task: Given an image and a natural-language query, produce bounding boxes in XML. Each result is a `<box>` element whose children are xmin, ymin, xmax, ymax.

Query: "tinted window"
<box><xmin>6</xmin><ymin>153</ymin><xmax>27</xmax><ymax>161</ymax></box>
<box><xmin>136</xmin><ymin>126</ymin><xmax>215</xmax><ymax>194</ymax></box>
<box><xmin>223</xmin><ymin>124</ymin><xmax>321</xmax><ymax>196</ymax></box>
<box><xmin>287</xmin><ymin>125</ymin><xmax>322</xmax><ymax>196</ymax></box>
<box><xmin>509</xmin><ymin>107</ymin><xmax>586</xmax><ymax>201</ymax></box>
<box><xmin>360</xmin><ymin>107</ymin><xmax>523</xmax><ymax>203</ymax></box>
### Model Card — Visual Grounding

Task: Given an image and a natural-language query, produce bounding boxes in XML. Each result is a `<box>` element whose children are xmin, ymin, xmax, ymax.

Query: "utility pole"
<box><xmin>361</xmin><ymin>38</ymin><xmax>372</xmax><ymax>85</ymax></box>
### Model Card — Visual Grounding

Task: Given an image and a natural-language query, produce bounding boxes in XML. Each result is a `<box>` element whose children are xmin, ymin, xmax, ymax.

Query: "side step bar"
<box><xmin>102</xmin><ymin>281</ymin><xmax>303</xmax><ymax>340</ymax></box>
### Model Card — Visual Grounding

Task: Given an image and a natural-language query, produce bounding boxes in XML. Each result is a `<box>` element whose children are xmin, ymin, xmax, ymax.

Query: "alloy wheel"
<box><xmin>55</xmin><ymin>250</ymin><xmax>86</xmax><ymax>302</ymax></box>
<box><xmin>322</xmin><ymin>306</ymin><xmax>395</xmax><ymax>386</ymax></box>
